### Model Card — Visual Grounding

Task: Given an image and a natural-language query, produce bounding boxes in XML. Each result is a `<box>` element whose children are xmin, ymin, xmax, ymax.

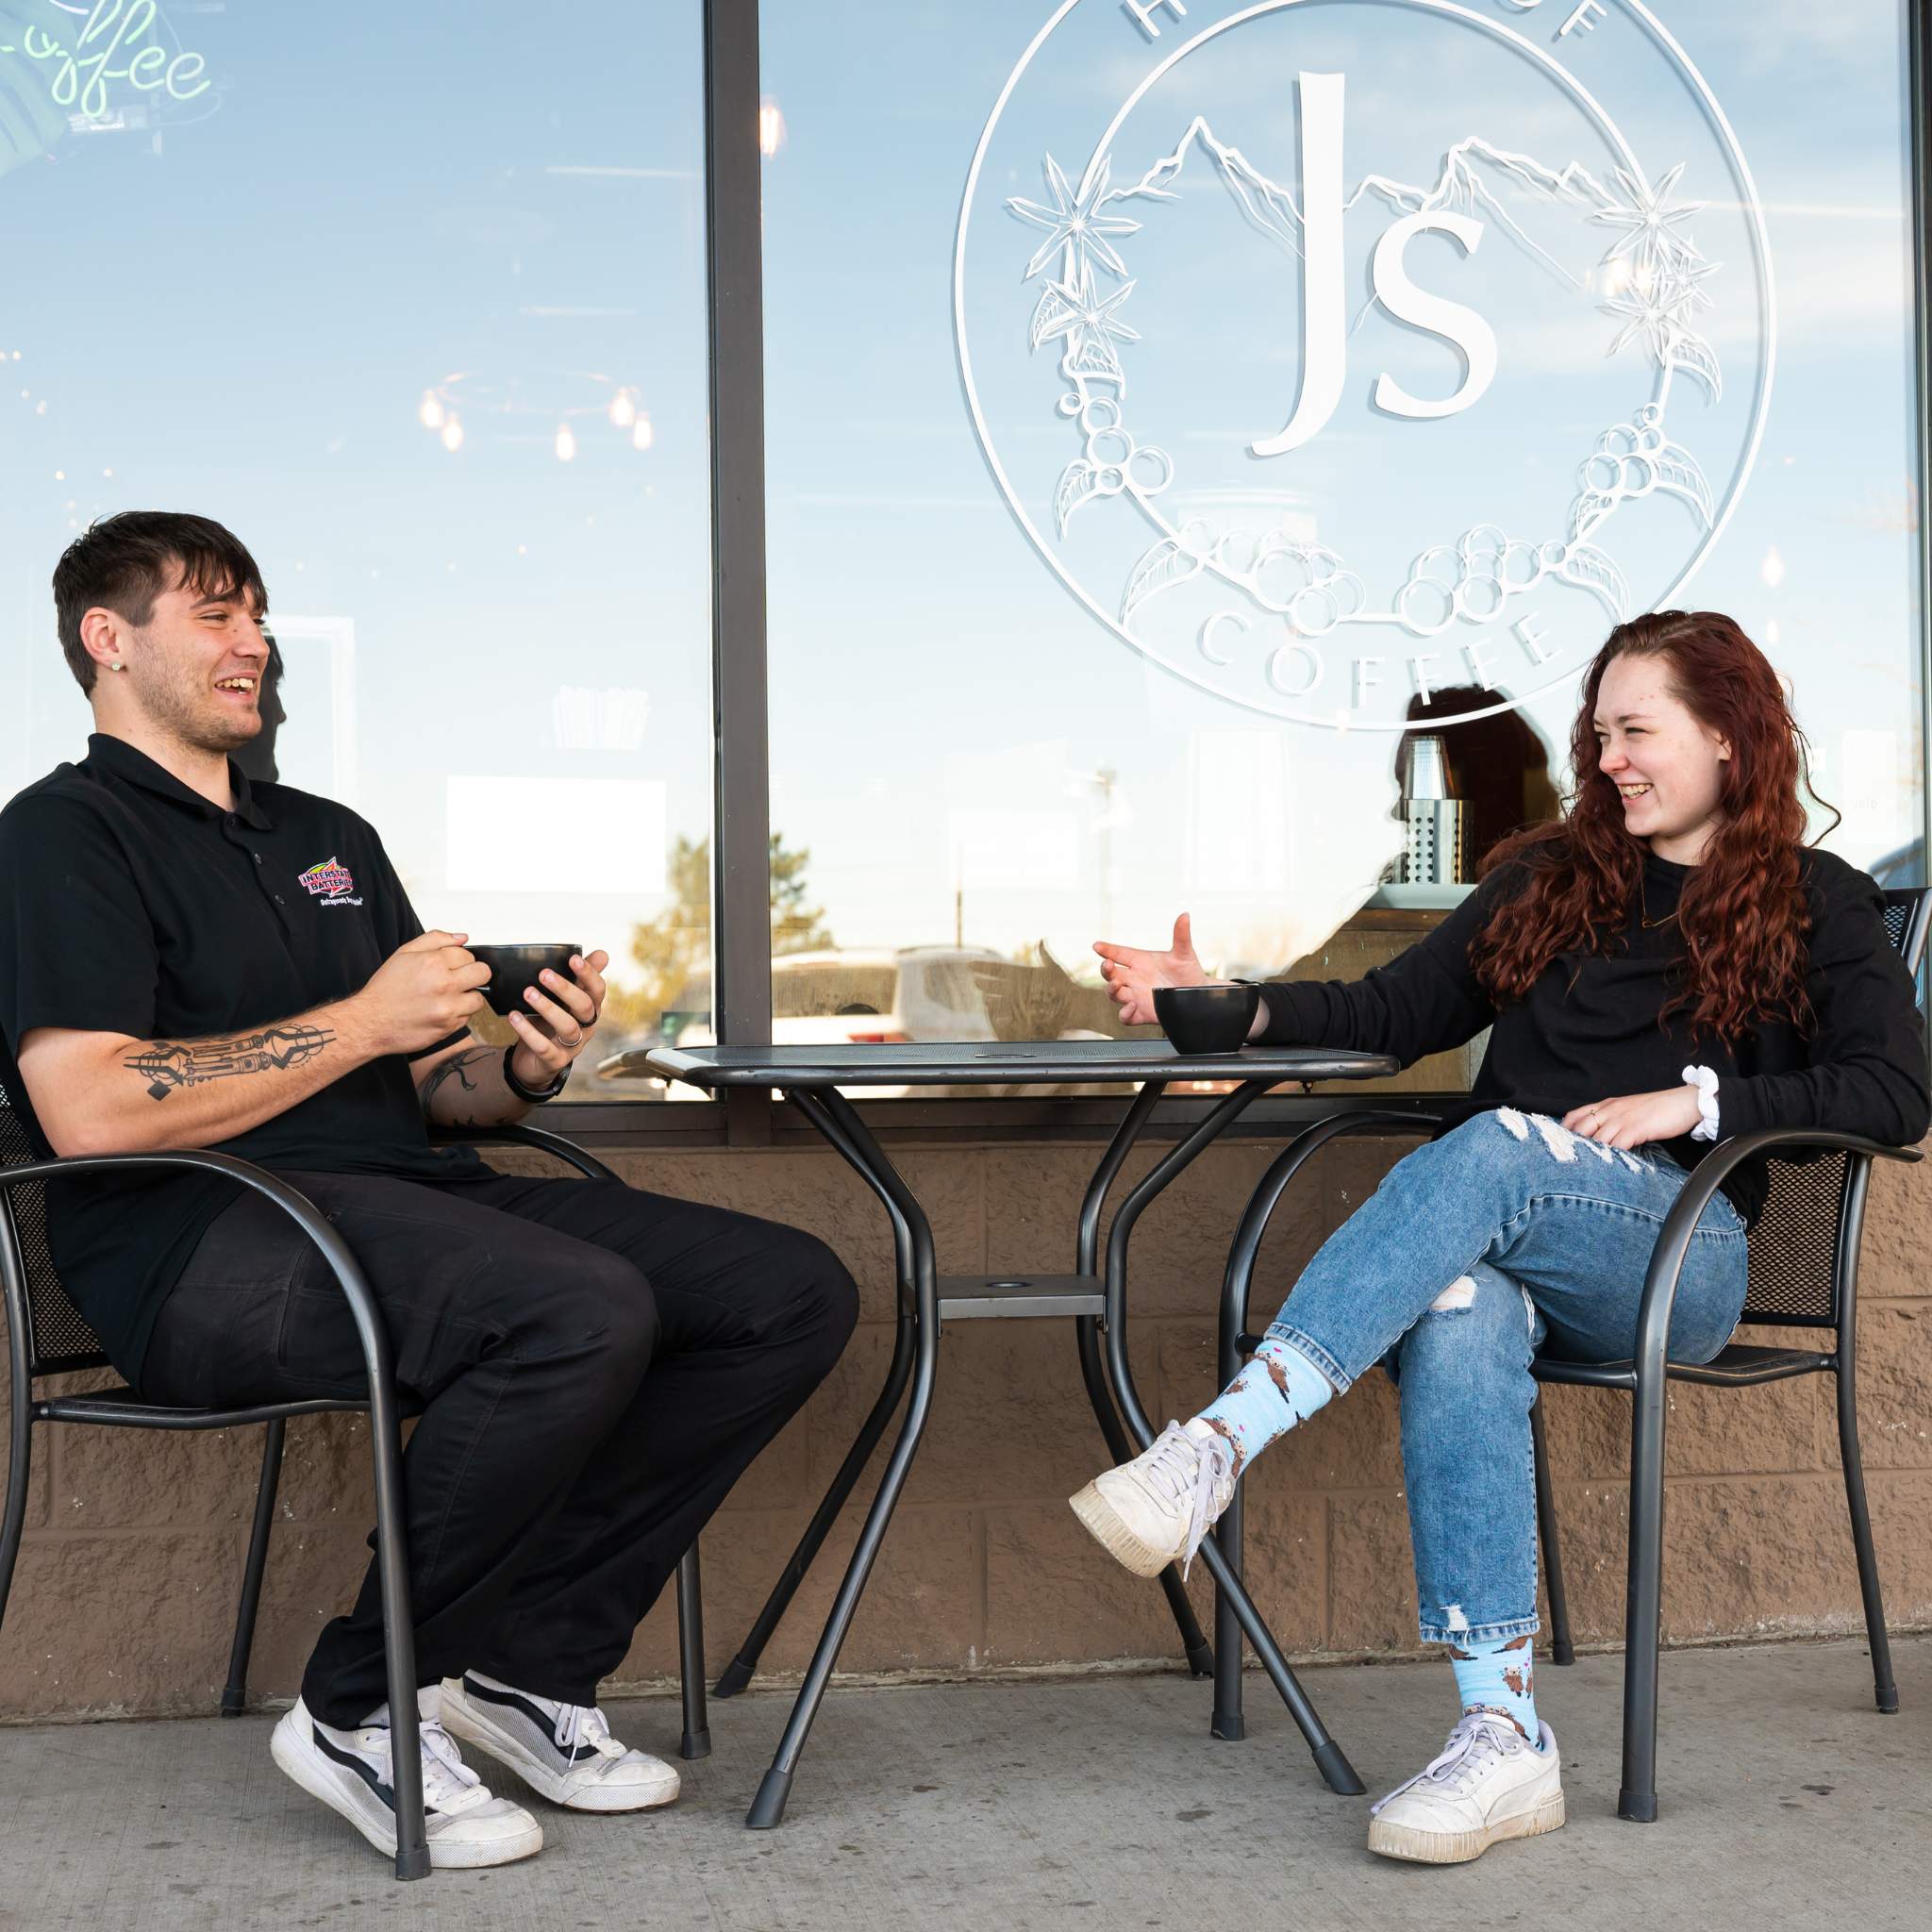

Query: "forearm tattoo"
<box><xmin>125</xmin><ymin>1024</ymin><xmax>335</xmax><ymax>1101</ymax></box>
<box><xmin>417</xmin><ymin>1045</ymin><xmax>499</xmax><ymax>1125</ymax></box>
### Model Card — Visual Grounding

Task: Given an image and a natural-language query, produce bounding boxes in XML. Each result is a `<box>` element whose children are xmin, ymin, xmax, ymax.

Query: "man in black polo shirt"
<box><xmin>0</xmin><ymin>512</ymin><xmax>858</xmax><ymax>1869</ymax></box>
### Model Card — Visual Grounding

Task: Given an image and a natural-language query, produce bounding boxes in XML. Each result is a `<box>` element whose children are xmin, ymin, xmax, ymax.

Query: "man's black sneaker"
<box><xmin>441</xmin><ymin>1672</ymin><xmax>681</xmax><ymax>1812</ymax></box>
<box><xmin>271</xmin><ymin>1690</ymin><xmax>543</xmax><ymax>1867</ymax></box>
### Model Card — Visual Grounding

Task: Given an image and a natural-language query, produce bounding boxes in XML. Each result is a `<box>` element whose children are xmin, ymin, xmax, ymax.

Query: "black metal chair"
<box><xmin>0</xmin><ymin>1102</ymin><xmax>708</xmax><ymax>1884</ymax></box>
<box><xmin>1209</xmin><ymin>886</ymin><xmax>1930</xmax><ymax>1824</ymax></box>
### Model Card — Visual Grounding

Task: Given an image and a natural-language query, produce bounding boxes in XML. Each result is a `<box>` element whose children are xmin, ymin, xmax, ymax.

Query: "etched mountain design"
<box><xmin>1110</xmin><ymin>116</ymin><xmax>1631</xmax><ymax>298</ymax></box>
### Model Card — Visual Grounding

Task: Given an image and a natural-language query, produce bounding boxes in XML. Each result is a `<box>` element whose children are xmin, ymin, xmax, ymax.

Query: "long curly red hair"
<box><xmin>1471</xmin><ymin>610</ymin><xmax>1822</xmax><ymax>1043</ymax></box>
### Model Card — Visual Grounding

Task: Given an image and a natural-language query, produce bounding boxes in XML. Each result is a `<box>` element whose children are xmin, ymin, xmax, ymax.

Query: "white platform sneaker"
<box><xmin>1367</xmin><ymin>1711</ymin><xmax>1565</xmax><ymax>1864</ymax></box>
<box><xmin>271</xmin><ymin>1691</ymin><xmax>543</xmax><ymax>1868</ymax></box>
<box><xmin>441</xmin><ymin>1673</ymin><xmax>681</xmax><ymax>1812</ymax></box>
<box><xmin>1069</xmin><ymin>1419</ymin><xmax>1236</xmax><ymax>1578</ymax></box>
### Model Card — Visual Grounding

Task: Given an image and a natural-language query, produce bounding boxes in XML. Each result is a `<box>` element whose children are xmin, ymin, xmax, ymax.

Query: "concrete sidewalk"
<box><xmin>1</xmin><ymin>1635</ymin><xmax>1926</xmax><ymax>1931</ymax></box>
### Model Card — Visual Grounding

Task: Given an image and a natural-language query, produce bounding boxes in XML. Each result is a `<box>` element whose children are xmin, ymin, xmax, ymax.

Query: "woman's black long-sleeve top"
<box><xmin>1253</xmin><ymin>846</ymin><xmax>1929</xmax><ymax>1226</ymax></box>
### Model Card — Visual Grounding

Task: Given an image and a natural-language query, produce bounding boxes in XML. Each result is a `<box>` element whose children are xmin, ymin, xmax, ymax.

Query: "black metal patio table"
<box><xmin>620</xmin><ymin>1039</ymin><xmax>1399</xmax><ymax>1827</ymax></box>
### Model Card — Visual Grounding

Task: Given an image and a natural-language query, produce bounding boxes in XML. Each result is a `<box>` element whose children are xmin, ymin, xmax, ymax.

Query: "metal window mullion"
<box><xmin>704</xmin><ymin>0</ymin><xmax>774</xmax><ymax>1143</ymax></box>
<box><xmin>704</xmin><ymin>0</ymin><xmax>773</xmax><ymax>1060</ymax></box>
<box><xmin>1910</xmin><ymin>0</ymin><xmax>1932</xmax><ymax>916</ymax></box>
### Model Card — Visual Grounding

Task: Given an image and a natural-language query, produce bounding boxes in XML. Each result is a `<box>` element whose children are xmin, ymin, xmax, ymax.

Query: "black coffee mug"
<box><xmin>1153</xmin><ymin>981</ymin><xmax>1260</xmax><ymax>1056</ymax></box>
<box><xmin>469</xmin><ymin>942</ymin><xmax>581</xmax><ymax>1018</ymax></box>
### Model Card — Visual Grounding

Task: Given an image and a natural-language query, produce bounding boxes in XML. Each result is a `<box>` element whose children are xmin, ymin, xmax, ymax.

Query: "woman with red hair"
<box><xmin>1076</xmin><ymin>611</ymin><xmax>1927</xmax><ymax>1866</ymax></box>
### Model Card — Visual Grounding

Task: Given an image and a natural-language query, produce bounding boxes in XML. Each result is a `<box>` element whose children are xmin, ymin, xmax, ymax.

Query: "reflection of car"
<box><xmin>580</xmin><ymin>1024</ymin><xmax>672</xmax><ymax>1099</ymax></box>
<box><xmin>621</xmin><ymin>945</ymin><xmax>1145</xmax><ymax>1099</ymax></box>
<box><xmin>658</xmin><ymin>947</ymin><xmax>1008</xmax><ymax>1096</ymax></box>
<box><xmin>1869</xmin><ymin>840</ymin><xmax>1924</xmax><ymax>891</ymax></box>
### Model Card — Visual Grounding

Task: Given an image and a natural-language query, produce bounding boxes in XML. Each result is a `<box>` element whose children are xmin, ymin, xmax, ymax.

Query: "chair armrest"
<box><xmin>1676</xmin><ymin>1126</ymin><xmax>1920</xmax><ymax>1192</ymax></box>
<box><xmin>427</xmin><ymin>1121</ymin><xmax>621</xmax><ymax>1185</ymax></box>
<box><xmin>0</xmin><ymin>1149</ymin><xmax>399</xmax><ymax>1414</ymax></box>
<box><xmin>1629</xmin><ymin>1128</ymin><xmax>1923</xmax><ymax>1389</ymax></box>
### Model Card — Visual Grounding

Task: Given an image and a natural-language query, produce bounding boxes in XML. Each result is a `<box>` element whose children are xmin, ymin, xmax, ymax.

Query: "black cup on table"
<box><xmin>1153</xmin><ymin>981</ymin><xmax>1259</xmax><ymax>1056</ymax></box>
<box><xmin>468</xmin><ymin>942</ymin><xmax>581</xmax><ymax>1018</ymax></box>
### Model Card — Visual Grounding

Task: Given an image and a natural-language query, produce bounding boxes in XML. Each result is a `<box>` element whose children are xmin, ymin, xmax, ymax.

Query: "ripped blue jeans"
<box><xmin>1263</xmin><ymin>1108</ymin><xmax>1749</xmax><ymax>1645</ymax></box>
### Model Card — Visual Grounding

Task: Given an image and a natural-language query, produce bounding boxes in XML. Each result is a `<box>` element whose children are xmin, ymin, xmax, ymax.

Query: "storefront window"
<box><xmin>760</xmin><ymin>0</ymin><xmax>1924</xmax><ymax>1053</ymax></box>
<box><xmin>0</xmin><ymin>2</ymin><xmax>714</xmax><ymax>1097</ymax></box>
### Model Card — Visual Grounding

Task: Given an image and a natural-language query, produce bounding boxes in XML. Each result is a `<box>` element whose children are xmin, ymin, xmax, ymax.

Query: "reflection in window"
<box><xmin>761</xmin><ymin>1</ymin><xmax>1923</xmax><ymax>1062</ymax></box>
<box><xmin>0</xmin><ymin>4</ymin><xmax>714</xmax><ymax>1101</ymax></box>
<box><xmin>1387</xmin><ymin>688</ymin><xmax>1563</xmax><ymax>890</ymax></box>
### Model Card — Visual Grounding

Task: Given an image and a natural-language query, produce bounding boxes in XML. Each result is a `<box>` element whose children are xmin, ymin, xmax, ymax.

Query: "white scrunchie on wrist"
<box><xmin>1681</xmin><ymin>1064</ymin><xmax>1721</xmax><ymax>1142</ymax></box>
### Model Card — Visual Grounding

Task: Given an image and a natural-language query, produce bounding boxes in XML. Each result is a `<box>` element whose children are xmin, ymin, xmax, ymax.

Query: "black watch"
<box><xmin>502</xmin><ymin>1042</ymin><xmax>569</xmax><ymax>1104</ymax></box>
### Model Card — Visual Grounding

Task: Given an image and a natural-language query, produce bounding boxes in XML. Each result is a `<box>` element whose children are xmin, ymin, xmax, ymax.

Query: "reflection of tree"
<box><xmin>769</xmin><ymin>834</ymin><xmax>834</xmax><ymax>958</ymax></box>
<box><xmin>606</xmin><ymin>832</ymin><xmax>833</xmax><ymax>1032</ymax></box>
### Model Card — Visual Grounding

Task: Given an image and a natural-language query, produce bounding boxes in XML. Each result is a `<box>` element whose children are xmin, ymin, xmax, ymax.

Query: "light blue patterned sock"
<box><xmin>1449</xmin><ymin>1633</ymin><xmax>1541</xmax><ymax>1742</ymax></box>
<box><xmin>1193</xmin><ymin>1335</ymin><xmax>1336</xmax><ymax>1472</ymax></box>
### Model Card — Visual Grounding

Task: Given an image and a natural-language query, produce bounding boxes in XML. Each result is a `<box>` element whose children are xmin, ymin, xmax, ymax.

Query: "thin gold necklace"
<box><xmin>1639</xmin><ymin>874</ymin><xmax>1678</xmax><ymax>930</ymax></box>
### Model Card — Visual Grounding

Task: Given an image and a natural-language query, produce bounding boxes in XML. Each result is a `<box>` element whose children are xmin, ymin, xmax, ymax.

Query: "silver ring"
<box><xmin>556</xmin><ymin>1028</ymin><xmax>585</xmax><ymax>1050</ymax></box>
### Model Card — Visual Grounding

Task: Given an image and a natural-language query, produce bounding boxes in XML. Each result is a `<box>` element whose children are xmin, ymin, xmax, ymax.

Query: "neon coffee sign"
<box><xmin>2</xmin><ymin>1</ymin><xmax>209</xmax><ymax>123</ymax></box>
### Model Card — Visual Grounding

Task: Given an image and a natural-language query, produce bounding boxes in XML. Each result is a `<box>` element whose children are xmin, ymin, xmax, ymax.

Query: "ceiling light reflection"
<box><xmin>758</xmin><ymin>97</ymin><xmax>785</xmax><ymax>158</ymax></box>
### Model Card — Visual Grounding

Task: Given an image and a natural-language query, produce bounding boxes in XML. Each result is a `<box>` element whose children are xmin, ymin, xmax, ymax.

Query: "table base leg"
<box><xmin>744</xmin><ymin>1349</ymin><xmax>936</xmax><ymax>1828</ymax></box>
<box><xmin>1162</xmin><ymin>1577</ymin><xmax>1214</xmax><ymax>1680</ymax></box>
<box><xmin>1074</xmin><ymin>1314</ymin><xmax>1213</xmax><ymax>1679</ymax></box>
<box><xmin>1313</xmin><ymin>1741</ymin><xmax>1362</xmax><ymax>1794</ymax></box>
<box><xmin>1101</xmin><ymin>1081</ymin><xmax>1362</xmax><ymax>1796</ymax></box>
<box><xmin>744</xmin><ymin>1087</ymin><xmax>940</xmax><ymax>1830</ymax></box>
<box><xmin>715</xmin><ymin>1302</ymin><xmax>917</xmax><ymax>1699</ymax></box>
<box><xmin>1195</xmin><ymin>1525</ymin><xmax>1364</xmax><ymax>1795</ymax></box>
<box><xmin>746</xmin><ymin>1767</ymin><xmax>792</xmax><ymax>1831</ymax></box>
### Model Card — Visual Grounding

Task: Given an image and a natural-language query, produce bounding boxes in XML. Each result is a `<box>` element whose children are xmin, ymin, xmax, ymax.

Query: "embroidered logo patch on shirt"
<box><xmin>298</xmin><ymin>856</ymin><xmax>361</xmax><ymax>905</ymax></box>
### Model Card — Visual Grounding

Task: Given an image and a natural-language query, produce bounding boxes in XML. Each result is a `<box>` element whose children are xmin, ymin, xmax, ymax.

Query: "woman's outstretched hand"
<box><xmin>1560</xmin><ymin>1085</ymin><xmax>1703</xmax><ymax>1150</ymax></box>
<box><xmin>1093</xmin><ymin>912</ymin><xmax>1207</xmax><ymax>1027</ymax></box>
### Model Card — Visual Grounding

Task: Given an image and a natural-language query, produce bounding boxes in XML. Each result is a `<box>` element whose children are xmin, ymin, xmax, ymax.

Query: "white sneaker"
<box><xmin>1367</xmin><ymin>1711</ymin><xmax>1565</xmax><ymax>1864</ymax></box>
<box><xmin>441</xmin><ymin>1673</ymin><xmax>681</xmax><ymax>1812</ymax></box>
<box><xmin>270</xmin><ymin>1691</ymin><xmax>543</xmax><ymax>1868</ymax></box>
<box><xmin>1068</xmin><ymin>1419</ymin><xmax>1236</xmax><ymax>1579</ymax></box>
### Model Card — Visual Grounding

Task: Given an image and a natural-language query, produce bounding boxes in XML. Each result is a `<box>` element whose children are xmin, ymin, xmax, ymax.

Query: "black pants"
<box><xmin>140</xmin><ymin>1168</ymin><xmax>858</xmax><ymax>1728</ymax></box>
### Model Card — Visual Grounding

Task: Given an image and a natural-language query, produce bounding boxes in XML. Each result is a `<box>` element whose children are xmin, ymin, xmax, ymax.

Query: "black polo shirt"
<box><xmin>0</xmin><ymin>733</ymin><xmax>484</xmax><ymax>1382</ymax></box>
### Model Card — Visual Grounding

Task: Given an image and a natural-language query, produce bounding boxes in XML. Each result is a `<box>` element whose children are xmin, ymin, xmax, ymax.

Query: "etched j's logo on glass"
<box><xmin>1252</xmin><ymin>73</ymin><xmax>1497</xmax><ymax>458</ymax></box>
<box><xmin>955</xmin><ymin>0</ymin><xmax>1774</xmax><ymax>734</ymax></box>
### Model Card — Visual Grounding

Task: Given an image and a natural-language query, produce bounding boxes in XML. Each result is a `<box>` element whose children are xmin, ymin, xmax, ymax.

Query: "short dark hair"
<box><xmin>53</xmin><ymin>511</ymin><xmax>268</xmax><ymax>694</ymax></box>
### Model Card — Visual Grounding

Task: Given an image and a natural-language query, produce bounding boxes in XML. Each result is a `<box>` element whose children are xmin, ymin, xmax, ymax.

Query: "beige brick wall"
<box><xmin>3</xmin><ymin>1130</ymin><xmax>1928</xmax><ymax>1719</ymax></box>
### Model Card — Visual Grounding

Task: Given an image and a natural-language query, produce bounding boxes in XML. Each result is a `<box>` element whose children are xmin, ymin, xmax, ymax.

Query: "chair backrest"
<box><xmin>1737</xmin><ymin>888</ymin><xmax>1930</xmax><ymax>1330</ymax></box>
<box><xmin>0</xmin><ymin>1074</ymin><xmax>111</xmax><ymax>1378</ymax></box>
